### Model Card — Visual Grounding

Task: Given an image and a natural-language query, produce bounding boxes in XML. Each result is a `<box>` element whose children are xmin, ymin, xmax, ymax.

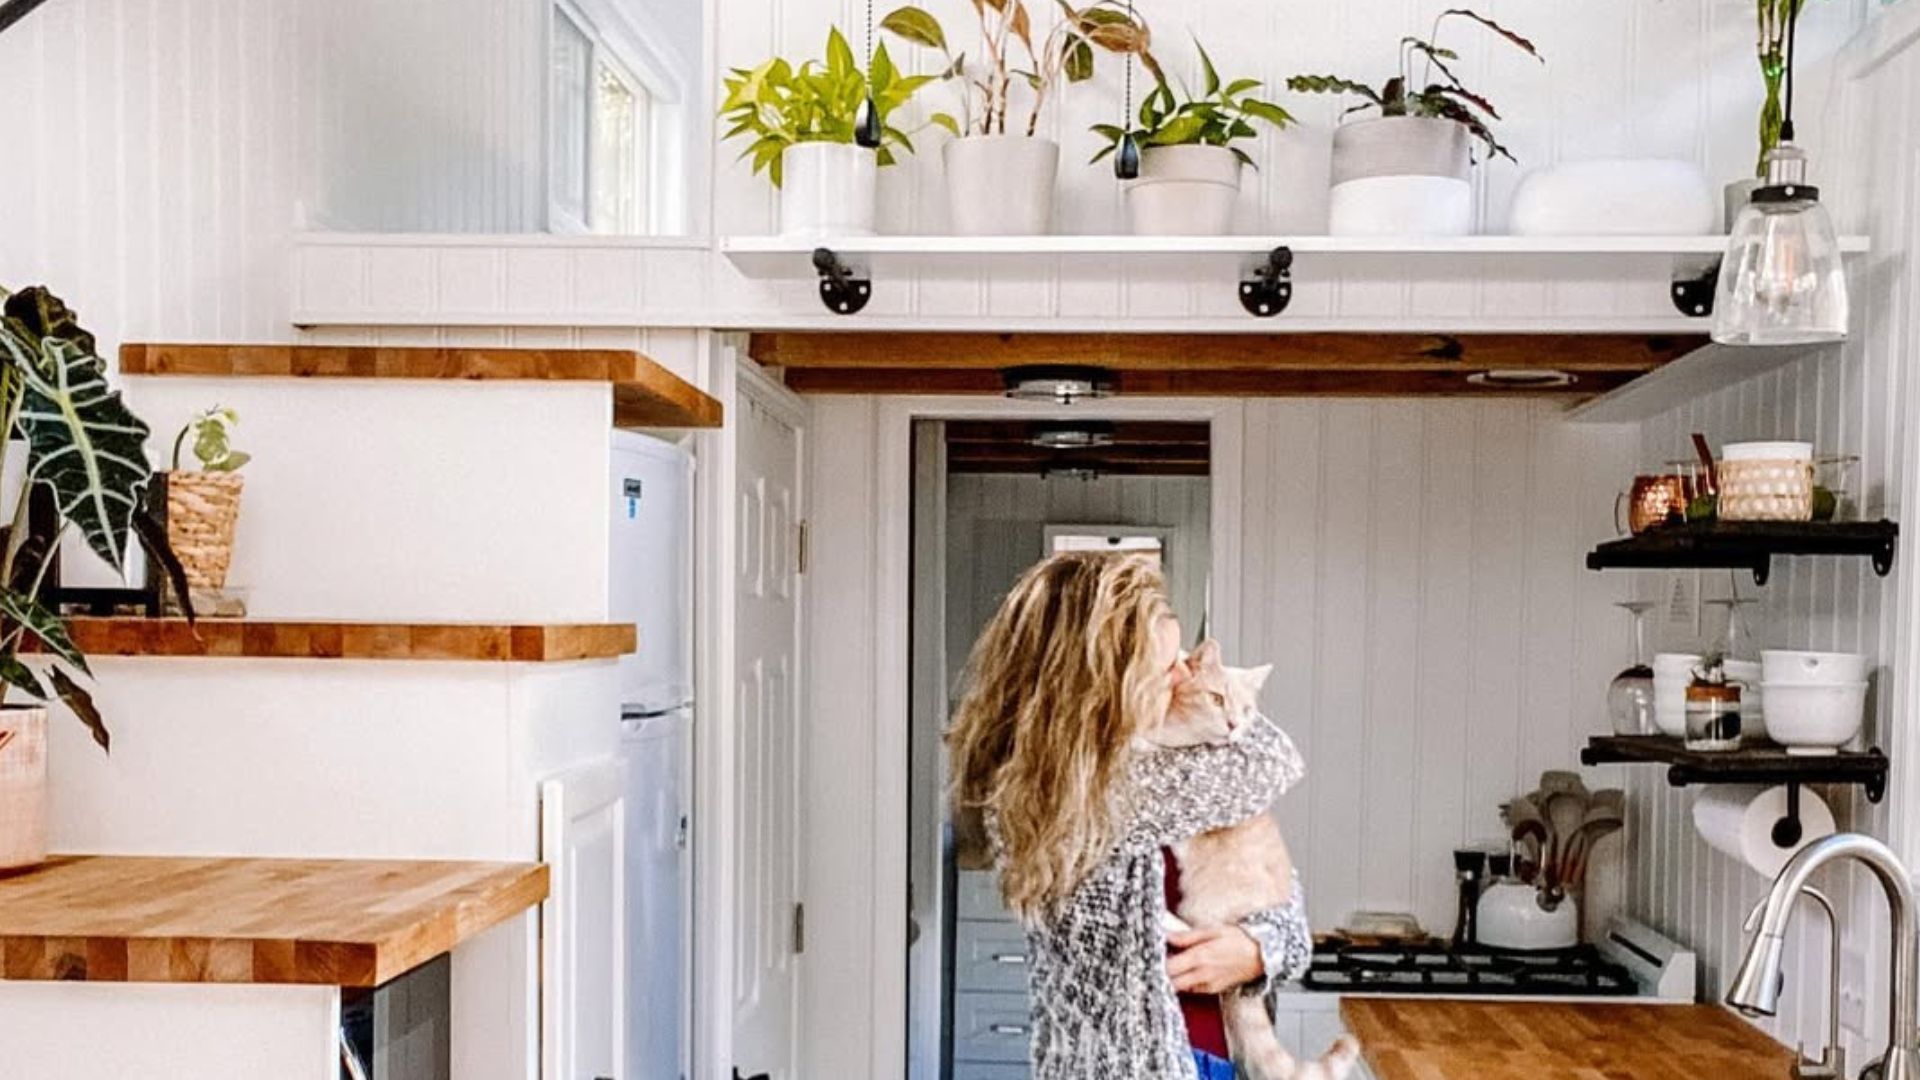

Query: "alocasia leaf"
<box><xmin>14</xmin><ymin>335</ymin><xmax>155</xmax><ymax>572</ymax></box>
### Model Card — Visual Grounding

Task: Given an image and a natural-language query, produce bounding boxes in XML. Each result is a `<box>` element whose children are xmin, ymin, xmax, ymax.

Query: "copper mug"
<box><xmin>1615</xmin><ymin>474</ymin><xmax>1688</xmax><ymax>535</ymax></box>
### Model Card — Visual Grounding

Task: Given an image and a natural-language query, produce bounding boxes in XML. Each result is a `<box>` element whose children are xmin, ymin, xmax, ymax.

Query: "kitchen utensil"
<box><xmin>1691</xmin><ymin>433</ymin><xmax>1720</xmax><ymax>496</ymax></box>
<box><xmin>1542</xmin><ymin>785</ymin><xmax>1591</xmax><ymax>886</ymax></box>
<box><xmin>1653</xmin><ymin>653</ymin><xmax>1704</xmax><ymax>737</ymax></box>
<box><xmin>1560</xmin><ymin>793</ymin><xmax>1626</xmax><ymax>892</ymax></box>
<box><xmin>1608</xmin><ymin>601</ymin><xmax>1658</xmax><ymax>735</ymax></box>
<box><xmin>1761</xmin><ymin>681</ymin><xmax>1867</xmax><ymax>753</ymax></box>
<box><xmin>1505</xmin><ymin>796</ymin><xmax>1549</xmax><ymax>881</ymax></box>
<box><xmin>1762</xmin><ymin>649</ymin><xmax>1870</xmax><ymax>685</ymax></box>
<box><xmin>1615</xmin><ymin>476</ymin><xmax>1688</xmax><ymax>535</ymax></box>
<box><xmin>1718</xmin><ymin>440</ymin><xmax>1815</xmax><ymax>521</ymax></box>
<box><xmin>1477</xmin><ymin>880</ymin><xmax>1579</xmax><ymax>951</ymax></box>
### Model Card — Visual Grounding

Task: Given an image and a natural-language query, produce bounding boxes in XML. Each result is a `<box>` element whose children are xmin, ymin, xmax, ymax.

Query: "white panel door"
<box><xmin>542</xmin><ymin>759</ymin><xmax>627</xmax><ymax>1080</ymax></box>
<box><xmin>731</xmin><ymin>372</ymin><xmax>806</xmax><ymax>1080</ymax></box>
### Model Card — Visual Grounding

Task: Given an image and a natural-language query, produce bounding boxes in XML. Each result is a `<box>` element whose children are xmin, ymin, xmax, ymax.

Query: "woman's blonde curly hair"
<box><xmin>948</xmin><ymin>551</ymin><xmax>1173</xmax><ymax>921</ymax></box>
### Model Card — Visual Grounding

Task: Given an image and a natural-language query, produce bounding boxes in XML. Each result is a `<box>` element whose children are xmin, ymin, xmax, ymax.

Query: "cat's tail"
<box><xmin>1220</xmin><ymin>993</ymin><xmax>1362</xmax><ymax>1080</ymax></box>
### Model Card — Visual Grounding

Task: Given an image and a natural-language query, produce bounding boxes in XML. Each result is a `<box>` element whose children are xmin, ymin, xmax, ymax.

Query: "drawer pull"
<box><xmin>988</xmin><ymin>1023</ymin><xmax>1030</xmax><ymax>1037</ymax></box>
<box><xmin>990</xmin><ymin>952</ymin><xmax>1028</xmax><ymax>965</ymax></box>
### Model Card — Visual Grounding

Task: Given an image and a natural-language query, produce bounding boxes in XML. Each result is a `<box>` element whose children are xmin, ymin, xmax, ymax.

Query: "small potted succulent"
<box><xmin>1091</xmin><ymin>40</ymin><xmax>1293</xmax><ymax>235</ymax></box>
<box><xmin>720</xmin><ymin>28</ymin><xmax>953</xmax><ymax>237</ymax></box>
<box><xmin>164</xmin><ymin>406</ymin><xmax>250</xmax><ymax>607</ymax></box>
<box><xmin>0</xmin><ymin>286</ymin><xmax>188</xmax><ymax>869</ymax></box>
<box><xmin>882</xmin><ymin>1</ymin><xmax>1152</xmax><ymax>235</ymax></box>
<box><xmin>1288</xmin><ymin>10</ymin><xmax>1541</xmax><ymax>235</ymax></box>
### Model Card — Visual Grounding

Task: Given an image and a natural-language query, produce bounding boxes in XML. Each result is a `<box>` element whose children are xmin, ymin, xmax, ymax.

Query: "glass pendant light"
<box><xmin>1712</xmin><ymin>1</ymin><xmax>1848</xmax><ymax>346</ymax></box>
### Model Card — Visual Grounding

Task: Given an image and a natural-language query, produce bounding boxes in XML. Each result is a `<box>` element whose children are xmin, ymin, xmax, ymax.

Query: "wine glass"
<box><xmin>1608</xmin><ymin>601</ymin><xmax>1658</xmax><ymax>736</ymax></box>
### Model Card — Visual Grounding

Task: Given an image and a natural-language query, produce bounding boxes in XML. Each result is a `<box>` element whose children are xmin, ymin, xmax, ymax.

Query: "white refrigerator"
<box><xmin>611</xmin><ymin>431</ymin><xmax>693</xmax><ymax>1080</ymax></box>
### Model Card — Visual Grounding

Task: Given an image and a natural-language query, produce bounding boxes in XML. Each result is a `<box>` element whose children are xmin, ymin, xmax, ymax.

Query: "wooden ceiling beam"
<box><xmin>782</xmin><ymin>367</ymin><xmax>1641</xmax><ymax>397</ymax></box>
<box><xmin>751</xmin><ymin>331</ymin><xmax>1701</xmax><ymax>373</ymax></box>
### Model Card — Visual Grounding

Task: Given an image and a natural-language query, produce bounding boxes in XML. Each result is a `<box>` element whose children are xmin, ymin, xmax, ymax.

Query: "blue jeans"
<box><xmin>1192</xmin><ymin>1049</ymin><xmax>1236</xmax><ymax>1080</ymax></box>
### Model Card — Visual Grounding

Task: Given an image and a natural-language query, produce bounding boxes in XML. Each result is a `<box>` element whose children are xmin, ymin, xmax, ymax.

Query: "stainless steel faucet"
<box><xmin>1743</xmin><ymin>886</ymin><xmax>1844</xmax><ymax>1080</ymax></box>
<box><xmin>1727</xmin><ymin>833</ymin><xmax>1920</xmax><ymax>1080</ymax></box>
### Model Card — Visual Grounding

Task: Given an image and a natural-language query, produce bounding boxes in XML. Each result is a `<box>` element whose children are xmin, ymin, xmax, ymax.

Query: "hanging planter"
<box><xmin>1289</xmin><ymin>9</ymin><xmax>1542</xmax><ymax>236</ymax></box>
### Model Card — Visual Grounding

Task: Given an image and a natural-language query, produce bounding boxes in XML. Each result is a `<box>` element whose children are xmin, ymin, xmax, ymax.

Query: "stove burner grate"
<box><xmin>1298</xmin><ymin>937</ymin><xmax>1639</xmax><ymax>996</ymax></box>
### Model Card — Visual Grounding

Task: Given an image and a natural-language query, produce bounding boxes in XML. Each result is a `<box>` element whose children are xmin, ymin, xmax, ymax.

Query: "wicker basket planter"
<box><xmin>0</xmin><ymin>705</ymin><xmax>48</xmax><ymax>870</ymax></box>
<box><xmin>164</xmin><ymin>471</ymin><xmax>245</xmax><ymax>590</ymax></box>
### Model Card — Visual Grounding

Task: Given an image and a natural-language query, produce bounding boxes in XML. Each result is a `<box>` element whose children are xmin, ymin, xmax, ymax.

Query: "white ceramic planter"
<box><xmin>780</xmin><ymin>142</ymin><xmax>877</xmax><ymax>239</ymax></box>
<box><xmin>1126</xmin><ymin>145</ymin><xmax>1242</xmax><ymax>235</ymax></box>
<box><xmin>1328</xmin><ymin>116</ymin><xmax>1474</xmax><ymax>236</ymax></box>
<box><xmin>0</xmin><ymin>705</ymin><xmax>48</xmax><ymax>870</ymax></box>
<box><xmin>943</xmin><ymin>135</ymin><xmax>1059</xmax><ymax>236</ymax></box>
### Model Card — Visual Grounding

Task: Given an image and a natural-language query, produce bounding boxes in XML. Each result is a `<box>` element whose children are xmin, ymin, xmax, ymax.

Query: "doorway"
<box><xmin>906</xmin><ymin>419</ymin><xmax>1214</xmax><ymax>1080</ymax></box>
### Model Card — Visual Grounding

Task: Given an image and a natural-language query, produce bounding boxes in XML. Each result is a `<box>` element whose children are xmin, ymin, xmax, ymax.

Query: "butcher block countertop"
<box><xmin>1341</xmin><ymin>998</ymin><xmax>1795</xmax><ymax>1080</ymax></box>
<box><xmin>0</xmin><ymin>856</ymin><xmax>547</xmax><ymax>987</ymax></box>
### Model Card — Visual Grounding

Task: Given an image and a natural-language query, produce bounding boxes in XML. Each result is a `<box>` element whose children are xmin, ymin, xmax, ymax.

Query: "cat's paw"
<box><xmin>1160</xmin><ymin>911</ymin><xmax>1193</xmax><ymax>935</ymax></box>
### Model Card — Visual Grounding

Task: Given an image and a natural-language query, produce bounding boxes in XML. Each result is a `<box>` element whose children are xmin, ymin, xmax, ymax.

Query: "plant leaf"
<box><xmin>1195</xmin><ymin>38</ymin><xmax>1220</xmax><ymax>96</ymax></box>
<box><xmin>1147</xmin><ymin>112</ymin><xmax>1208</xmax><ymax>145</ymax></box>
<box><xmin>1439</xmin><ymin>8</ymin><xmax>1543</xmax><ymax>61</ymax></box>
<box><xmin>929</xmin><ymin>112</ymin><xmax>961</xmax><ymax>135</ymax></box>
<box><xmin>1285</xmin><ymin>74</ymin><xmax>1384</xmax><ymax>105</ymax></box>
<box><xmin>135</xmin><ymin>499</ymin><xmax>195</xmax><ymax>622</ymax></box>
<box><xmin>1238</xmin><ymin>99</ymin><xmax>1294</xmax><ymax>129</ymax></box>
<box><xmin>1222</xmin><ymin>78</ymin><xmax>1261</xmax><ymax>97</ymax></box>
<box><xmin>0</xmin><ymin>657</ymin><xmax>45</xmax><ymax>701</ymax></box>
<box><xmin>1</xmin><ymin>287</ymin><xmax>99</xmax><ymax>368</ymax></box>
<box><xmin>48</xmin><ymin>666</ymin><xmax>107</xmax><ymax>753</ymax></box>
<box><xmin>880</xmin><ymin>6</ymin><xmax>947</xmax><ymax>52</ymax></box>
<box><xmin>0</xmin><ymin>590</ymin><xmax>88</xmax><ymax>677</ymax></box>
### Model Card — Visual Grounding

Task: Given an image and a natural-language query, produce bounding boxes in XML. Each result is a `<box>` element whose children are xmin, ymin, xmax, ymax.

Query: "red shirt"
<box><xmin>1163</xmin><ymin>848</ymin><xmax>1230</xmax><ymax>1057</ymax></box>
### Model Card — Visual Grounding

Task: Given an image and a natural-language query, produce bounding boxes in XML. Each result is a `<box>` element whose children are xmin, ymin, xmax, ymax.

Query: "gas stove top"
<box><xmin>1300</xmin><ymin>938</ymin><xmax>1638</xmax><ymax>996</ymax></box>
<box><xmin>1295</xmin><ymin>918</ymin><xmax>1698</xmax><ymax>1002</ymax></box>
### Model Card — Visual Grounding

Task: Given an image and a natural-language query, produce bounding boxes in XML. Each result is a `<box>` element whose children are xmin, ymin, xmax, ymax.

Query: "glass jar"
<box><xmin>1685</xmin><ymin>680</ymin><xmax>1744</xmax><ymax>751</ymax></box>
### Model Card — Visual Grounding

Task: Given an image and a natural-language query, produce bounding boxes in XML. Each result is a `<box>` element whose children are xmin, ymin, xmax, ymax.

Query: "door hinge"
<box><xmin>796</xmin><ymin>520</ymin><xmax>810</xmax><ymax>575</ymax></box>
<box><xmin>792</xmin><ymin>902</ymin><xmax>806</xmax><ymax>955</ymax></box>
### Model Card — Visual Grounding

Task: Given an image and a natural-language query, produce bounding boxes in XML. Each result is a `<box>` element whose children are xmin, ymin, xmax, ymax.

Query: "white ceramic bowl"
<box><xmin>1652</xmin><ymin>653</ymin><xmax>1703</xmax><ymax>737</ymax></box>
<box><xmin>1723</xmin><ymin>659</ymin><xmax>1767</xmax><ymax>740</ymax></box>
<box><xmin>1761</xmin><ymin>681</ymin><xmax>1866</xmax><ymax>753</ymax></box>
<box><xmin>1723</xmin><ymin>441</ymin><xmax>1814</xmax><ymax>462</ymax></box>
<box><xmin>1762</xmin><ymin>649</ymin><xmax>1870</xmax><ymax>685</ymax></box>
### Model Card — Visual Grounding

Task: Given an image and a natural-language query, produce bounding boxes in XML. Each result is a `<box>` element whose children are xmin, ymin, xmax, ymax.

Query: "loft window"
<box><xmin>550</xmin><ymin>1</ymin><xmax>654</xmax><ymax>234</ymax></box>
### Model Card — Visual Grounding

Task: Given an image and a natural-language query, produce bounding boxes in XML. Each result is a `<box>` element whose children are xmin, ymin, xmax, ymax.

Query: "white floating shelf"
<box><xmin>719</xmin><ymin>233</ymin><xmax>1872</xmax><ymax>279</ymax></box>
<box><xmin>1566</xmin><ymin>341</ymin><xmax>1823</xmax><ymax>423</ymax></box>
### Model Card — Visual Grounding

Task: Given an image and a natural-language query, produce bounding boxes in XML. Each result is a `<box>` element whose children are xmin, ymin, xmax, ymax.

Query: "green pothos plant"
<box><xmin>1287</xmin><ymin>8</ymin><xmax>1542</xmax><ymax>162</ymax></box>
<box><xmin>1753</xmin><ymin>0</ymin><xmax>1807</xmax><ymax>176</ymax></box>
<box><xmin>0</xmin><ymin>286</ymin><xmax>191</xmax><ymax>750</ymax></box>
<box><xmin>1091</xmin><ymin>39</ymin><xmax>1294</xmax><ymax>168</ymax></box>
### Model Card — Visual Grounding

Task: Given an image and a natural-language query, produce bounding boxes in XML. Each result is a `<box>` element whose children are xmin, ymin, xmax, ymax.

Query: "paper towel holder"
<box><xmin>1772</xmin><ymin>783</ymin><xmax>1807</xmax><ymax>850</ymax></box>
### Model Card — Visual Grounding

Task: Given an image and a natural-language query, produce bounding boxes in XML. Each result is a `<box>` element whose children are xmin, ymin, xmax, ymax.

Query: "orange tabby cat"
<box><xmin>1142</xmin><ymin>640</ymin><xmax>1361</xmax><ymax>1080</ymax></box>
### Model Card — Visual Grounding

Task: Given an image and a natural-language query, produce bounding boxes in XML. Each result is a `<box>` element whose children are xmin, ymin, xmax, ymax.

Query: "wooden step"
<box><xmin>57</xmin><ymin>618</ymin><xmax>636</xmax><ymax>662</ymax></box>
<box><xmin>119</xmin><ymin>343</ymin><xmax>723</xmax><ymax>429</ymax></box>
<box><xmin>0</xmin><ymin>855</ymin><xmax>547</xmax><ymax>986</ymax></box>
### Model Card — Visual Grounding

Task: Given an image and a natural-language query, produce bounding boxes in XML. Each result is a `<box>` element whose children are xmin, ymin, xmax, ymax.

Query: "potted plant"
<box><xmin>1091</xmin><ymin>41</ymin><xmax>1293</xmax><ymax>235</ymax></box>
<box><xmin>1288</xmin><ymin>10</ymin><xmax>1541</xmax><ymax>235</ymax></box>
<box><xmin>0</xmin><ymin>286</ymin><xmax>187</xmax><ymax>869</ymax></box>
<box><xmin>720</xmin><ymin>28</ymin><xmax>954</xmax><ymax>238</ymax></box>
<box><xmin>164</xmin><ymin>406</ymin><xmax>250</xmax><ymax>608</ymax></box>
<box><xmin>882</xmin><ymin>1</ymin><xmax>1152</xmax><ymax>235</ymax></box>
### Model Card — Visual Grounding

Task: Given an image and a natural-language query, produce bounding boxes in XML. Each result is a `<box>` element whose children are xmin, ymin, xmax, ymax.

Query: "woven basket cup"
<box><xmin>166</xmin><ymin>471</ymin><xmax>245</xmax><ymax>590</ymax></box>
<box><xmin>0</xmin><ymin>706</ymin><xmax>48</xmax><ymax>870</ymax></box>
<box><xmin>1718</xmin><ymin>457</ymin><xmax>1814</xmax><ymax>522</ymax></box>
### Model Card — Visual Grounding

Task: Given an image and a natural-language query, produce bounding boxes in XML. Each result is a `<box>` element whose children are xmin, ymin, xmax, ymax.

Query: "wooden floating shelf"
<box><xmin>1582</xmin><ymin>735</ymin><xmax>1888</xmax><ymax>802</ymax></box>
<box><xmin>53</xmin><ymin>618</ymin><xmax>636</xmax><ymax>662</ymax></box>
<box><xmin>0</xmin><ymin>855</ymin><xmax>547</xmax><ymax>986</ymax></box>
<box><xmin>752</xmin><ymin>331</ymin><xmax>1702</xmax><ymax>399</ymax></box>
<box><xmin>119</xmin><ymin>343</ymin><xmax>723</xmax><ymax>430</ymax></box>
<box><xmin>1586</xmin><ymin>520</ymin><xmax>1898</xmax><ymax>584</ymax></box>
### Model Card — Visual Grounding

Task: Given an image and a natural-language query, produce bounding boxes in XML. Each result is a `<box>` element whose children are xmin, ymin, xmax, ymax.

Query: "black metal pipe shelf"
<box><xmin>1582</xmin><ymin>735</ymin><xmax>1888</xmax><ymax>802</ymax></box>
<box><xmin>1585</xmin><ymin>519</ymin><xmax>1897</xmax><ymax>584</ymax></box>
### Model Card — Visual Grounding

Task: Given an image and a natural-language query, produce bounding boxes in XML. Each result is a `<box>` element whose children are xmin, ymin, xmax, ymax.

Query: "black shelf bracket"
<box><xmin>1584</xmin><ymin>735</ymin><xmax>1889</xmax><ymax>805</ymax></box>
<box><xmin>811</xmin><ymin>247</ymin><xmax>871</xmax><ymax>315</ymax></box>
<box><xmin>1874</xmin><ymin>531</ymin><xmax>1898</xmax><ymax>577</ymax></box>
<box><xmin>1670</xmin><ymin>258</ymin><xmax>1720</xmax><ymax>318</ymax></box>
<box><xmin>1240</xmin><ymin>246</ymin><xmax>1294</xmax><ymax>318</ymax></box>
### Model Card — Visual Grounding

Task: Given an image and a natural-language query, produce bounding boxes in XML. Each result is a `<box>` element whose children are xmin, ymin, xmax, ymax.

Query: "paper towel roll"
<box><xmin>1692</xmin><ymin>784</ymin><xmax>1835</xmax><ymax>877</ymax></box>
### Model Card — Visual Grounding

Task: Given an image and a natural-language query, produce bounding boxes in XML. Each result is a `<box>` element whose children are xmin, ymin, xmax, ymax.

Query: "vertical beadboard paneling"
<box><xmin>1236</xmin><ymin>400</ymin><xmax>1637</xmax><ymax>934</ymax></box>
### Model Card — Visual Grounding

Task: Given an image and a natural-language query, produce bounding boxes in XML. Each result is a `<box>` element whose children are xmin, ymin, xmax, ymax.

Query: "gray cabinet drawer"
<box><xmin>952</xmin><ymin>1063</ymin><xmax>1029</xmax><ymax>1080</ymax></box>
<box><xmin>952</xmin><ymin>991</ymin><xmax>1033</xmax><ymax>1064</ymax></box>
<box><xmin>957</xmin><ymin>869</ymin><xmax>1014</xmax><ymax>921</ymax></box>
<box><xmin>953</xmin><ymin>920</ymin><xmax>1032</xmax><ymax>993</ymax></box>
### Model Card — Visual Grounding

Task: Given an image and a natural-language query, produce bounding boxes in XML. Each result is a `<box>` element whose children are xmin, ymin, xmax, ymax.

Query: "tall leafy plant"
<box><xmin>881</xmin><ymin>1</ymin><xmax>1154</xmax><ymax>137</ymax></box>
<box><xmin>0</xmin><ymin>286</ymin><xmax>189</xmax><ymax>750</ymax></box>
<box><xmin>1091</xmin><ymin>40</ymin><xmax>1293</xmax><ymax>167</ymax></box>
<box><xmin>1287</xmin><ymin>8</ymin><xmax>1541</xmax><ymax>162</ymax></box>
<box><xmin>720</xmin><ymin>28</ymin><xmax>954</xmax><ymax>186</ymax></box>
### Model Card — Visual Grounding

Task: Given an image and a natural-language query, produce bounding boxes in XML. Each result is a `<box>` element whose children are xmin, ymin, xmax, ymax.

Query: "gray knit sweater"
<box><xmin>1018</xmin><ymin>719</ymin><xmax>1310</xmax><ymax>1080</ymax></box>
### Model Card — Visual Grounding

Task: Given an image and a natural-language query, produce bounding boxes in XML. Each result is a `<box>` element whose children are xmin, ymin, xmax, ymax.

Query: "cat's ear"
<box><xmin>1241</xmin><ymin>663</ymin><xmax>1274</xmax><ymax>693</ymax></box>
<box><xmin>1190</xmin><ymin>638</ymin><xmax>1222</xmax><ymax>667</ymax></box>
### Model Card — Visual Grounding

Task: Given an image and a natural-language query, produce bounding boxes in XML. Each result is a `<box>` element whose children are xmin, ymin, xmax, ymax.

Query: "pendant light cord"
<box><xmin>1781</xmin><ymin>0</ymin><xmax>1799</xmax><ymax>143</ymax></box>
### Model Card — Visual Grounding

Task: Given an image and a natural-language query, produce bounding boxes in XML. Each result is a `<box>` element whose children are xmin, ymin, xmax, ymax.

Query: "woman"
<box><xmin>949</xmin><ymin>552</ymin><xmax>1311</xmax><ymax>1079</ymax></box>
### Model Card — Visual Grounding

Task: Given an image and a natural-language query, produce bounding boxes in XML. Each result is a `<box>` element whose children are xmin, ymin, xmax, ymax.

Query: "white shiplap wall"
<box><xmin>1626</xmin><ymin>7</ymin><xmax>1920</xmax><ymax>1064</ymax></box>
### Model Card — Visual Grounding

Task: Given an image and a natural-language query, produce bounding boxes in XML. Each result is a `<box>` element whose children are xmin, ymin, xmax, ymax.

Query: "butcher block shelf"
<box><xmin>119</xmin><ymin>343</ymin><xmax>723</xmax><ymax>429</ymax></box>
<box><xmin>1341</xmin><ymin>999</ymin><xmax>1794</xmax><ymax>1080</ymax></box>
<box><xmin>55</xmin><ymin>617</ymin><xmax>636</xmax><ymax>662</ymax></box>
<box><xmin>1586</xmin><ymin>520</ymin><xmax>1899</xmax><ymax>584</ymax></box>
<box><xmin>0</xmin><ymin>855</ymin><xmax>547</xmax><ymax>987</ymax></box>
<box><xmin>1582</xmin><ymin>735</ymin><xmax>1889</xmax><ymax>801</ymax></box>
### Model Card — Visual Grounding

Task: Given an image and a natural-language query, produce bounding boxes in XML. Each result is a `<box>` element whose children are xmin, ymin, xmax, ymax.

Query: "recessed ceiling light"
<box><xmin>1029</xmin><ymin>421</ymin><xmax>1117</xmax><ymax>449</ymax></box>
<box><xmin>1002</xmin><ymin>365</ymin><xmax>1116</xmax><ymax>404</ymax></box>
<box><xmin>1466</xmin><ymin>369</ymin><xmax>1578</xmax><ymax>389</ymax></box>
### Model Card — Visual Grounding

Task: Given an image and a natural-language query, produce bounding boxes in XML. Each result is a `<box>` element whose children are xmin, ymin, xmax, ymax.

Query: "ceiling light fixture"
<box><xmin>1466</xmin><ymin>369</ymin><xmax>1578</xmax><ymax>388</ymax></box>
<box><xmin>1043</xmin><ymin>467</ymin><xmax>1103</xmax><ymax>482</ymax></box>
<box><xmin>1029</xmin><ymin>421</ymin><xmax>1117</xmax><ymax>450</ymax></box>
<box><xmin>1002</xmin><ymin>365</ymin><xmax>1116</xmax><ymax>405</ymax></box>
<box><xmin>1712</xmin><ymin>3</ymin><xmax>1848</xmax><ymax>346</ymax></box>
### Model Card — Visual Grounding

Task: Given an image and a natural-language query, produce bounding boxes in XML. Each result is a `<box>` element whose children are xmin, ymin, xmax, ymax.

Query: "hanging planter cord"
<box><xmin>855</xmin><ymin>0</ymin><xmax>883</xmax><ymax>148</ymax></box>
<box><xmin>1114</xmin><ymin>0</ymin><xmax>1141</xmax><ymax>179</ymax></box>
